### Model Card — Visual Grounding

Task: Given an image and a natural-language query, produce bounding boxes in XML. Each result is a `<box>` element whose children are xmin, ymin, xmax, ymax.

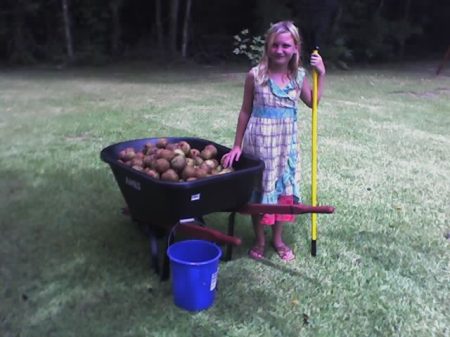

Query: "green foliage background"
<box><xmin>1</xmin><ymin>0</ymin><xmax>449</xmax><ymax>64</ymax></box>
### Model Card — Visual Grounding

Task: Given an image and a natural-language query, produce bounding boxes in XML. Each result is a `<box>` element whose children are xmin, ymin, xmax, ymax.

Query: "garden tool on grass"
<box><xmin>304</xmin><ymin>0</ymin><xmax>338</xmax><ymax>256</ymax></box>
<box><xmin>311</xmin><ymin>48</ymin><xmax>319</xmax><ymax>256</ymax></box>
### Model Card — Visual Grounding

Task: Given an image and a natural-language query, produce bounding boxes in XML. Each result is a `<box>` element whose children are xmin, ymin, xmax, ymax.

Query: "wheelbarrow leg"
<box><xmin>161</xmin><ymin>231</ymin><xmax>174</xmax><ymax>281</ymax></box>
<box><xmin>225</xmin><ymin>212</ymin><xmax>236</xmax><ymax>261</ymax></box>
<box><xmin>140</xmin><ymin>222</ymin><xmax>171</xmax><ymax>280</ymax></box>
<box><xmin>141</xmin><ymin>223</ymin><xmax>161</xmax><ymax>275</ymax></box>
<box><xmin>149</xmin><ymin>230</ymin><xmax>160</xmax><ymax>274</ymax></box>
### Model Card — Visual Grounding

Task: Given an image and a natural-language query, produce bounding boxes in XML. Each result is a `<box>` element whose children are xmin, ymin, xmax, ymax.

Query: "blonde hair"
<box><xmin>255</xmin><ymin>21</ymin><xmax>302</xmax><ymax>86</ymax></box>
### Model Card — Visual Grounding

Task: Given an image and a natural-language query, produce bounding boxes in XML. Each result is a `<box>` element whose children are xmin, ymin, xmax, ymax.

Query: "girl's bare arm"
<box><xmin>300</xmin><ymin>53</ymin><xmax>326</xmax><ymax>108</ymax></box>
<box><xmin>223</xmin><ymin>71</ymin><xmax>255</xmax><ymax>167</ymax></box>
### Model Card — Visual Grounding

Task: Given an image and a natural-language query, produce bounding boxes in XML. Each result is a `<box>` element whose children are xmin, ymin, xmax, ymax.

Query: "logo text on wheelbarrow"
<box><xmin>125</xmin><ymin>177</ymin><xmax>141</xmax><ymax>191</ymax></box>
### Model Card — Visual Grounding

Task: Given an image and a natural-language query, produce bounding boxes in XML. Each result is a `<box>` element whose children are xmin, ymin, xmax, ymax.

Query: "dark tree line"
<box><xmin>0</xmin><ymin>0</ymin><xmax>448</xmax><ymax>65</ymax></box>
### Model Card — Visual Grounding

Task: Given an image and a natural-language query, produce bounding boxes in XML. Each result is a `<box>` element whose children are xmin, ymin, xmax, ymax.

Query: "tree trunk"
<box><xmin>155</xmin><ymin>0</ymin><xmax>164</xmax><ymax>50</ymax></box>
<box><xmin>61</xmin><ymin>0</ymin><xmax>74</xmax><ymax>62</ymax></box>
<box><xmin>11</xmin><ymin>2</ymin><xmax>26</xmax><ymax>61</ymax></box>
<box><xmin>399</xmin><ymin>0</ymin><xmax>411</xmax><ymax>59</ymax></box>
<box><xmin>10</xmin><ymin>0</ymin><xmax>34</xmax><ymax>63</ymax></box>
<box><xmin>169</xmin><ymin>0</ymin><xmax>179</xmax><ymax>55</ymax></box>
<box><xmin>181</xmin><ymin>0</ymin><xmax>192</xmax><ymax>58</ymax></box>
<box><xmin>110</xmin><ymin>0</ymin><xmax>123</xmax><ymax>56</ymax></box>
<box><xmin>376</xmin><ymin>0</ymin><xmax>385</xmax><ymax>13</ymax></box>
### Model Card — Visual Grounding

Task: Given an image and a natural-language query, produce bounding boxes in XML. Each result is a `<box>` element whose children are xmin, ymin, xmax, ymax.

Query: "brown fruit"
<box><xmin>156</xmin><ymin>138</ymin><xmax>169</xmax><ymax>149</ymax></box>
<box><xmin>178</xmin><ymin>141</ymin><xmax>191</xmax><ymax>155</ymax></box>
<box><xmin>143</xmin><ymin>155</ymin><xmax>155</xmax><ymax>167</ymax></box>
<box><xmin>189</xmin><ymin>148</ymin><xmax>200</xmax><ymax>158</ymax></box>
<box><xmin>185</xmin><ymin>158</ymin><xmax>195</xmax><ymax>167</ymax></box>
<box><xmin>204</xmin><ymin>159</ymin><xmax>218</xmax><ymax>170</ymax></box>
<box><xmin>171</xmin><ymin>155</ymin><xmax>186</xmax><ymax>171</ymax></box>
<box><xmin>161</xmin><ymin>169</ymin><xmax>179</xmax><ymax>181</ymax></box>
<box><xmin>118</xmin><ymin>150</ymin><xmax>127</xmax><ymax>160</ymax></box>
<box><xmin>158</xmin><ymin>149</ymin><xmax>175</xmax><ymax>161</ymax></box>
<box><xmin>204</xmin><ymin>144</ymin><xmax>218</xmax><ymax>158</ymax></box>
<box><xmin>155</xmin><ymin>158</ymin><xmax>170</xmax><ymax>173</ymax></box>
<box><xmin>194</xmin><ymin>156</ymin><xmax>204</xmax><ymax>166</ymax></box>
<box><xmin>145</xmin><ymin>169</ymin><xmax>160</xmax><ymax>179</ymax></box>
<box><xmin>166</xmin><ymin>143</ymin><xmax>179</xmax><ymax>151</ymax></box>
<box><xmin>200</xmin><ymin>148</ymin><xmax>214</xmax><ymax>160</ymax></box>
<box><xmin>173</xmin><ymin>148</ymin><xmax>185</xmax><ymax>157</ymax></box>
<box><xmin>148</xmin><ymin>158</ymin><xmax>158</xmax><ymax>170</ymax></box>
<box><xmin>143</xmin><ymin>142</ymin><xmax>154</xmax><ymax>153</ymax></box>
<box><xmin>199</xmin><ymin>162</ymin><xmax>212</xmax><ymax>174</ymax></box>
<box><xmin>181</xmin><ymin>166</ymin><xmax>196</xmax><ymax>180</ymax></box>
<box><xmin>195</xmin><ymin>167</ymin><xmax>208</xmax><ymax>178</ymax></box>
<box><xmin>120</xmin><ymin>147</ymin><xmax>136</xmax><ymax>161</ymax></box>
<box><xmin>145</xmin><ymin>146</ymin><xmax>157</xmax><ymax>155</ymax></box>
<box><xmin>131</xmin><ymin>157</ymin><xmax>144</xmax><ymax>167</ymax></box>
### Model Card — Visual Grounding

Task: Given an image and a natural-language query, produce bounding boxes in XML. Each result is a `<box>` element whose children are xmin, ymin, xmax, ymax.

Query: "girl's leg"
<box><xmin>253</xmin><ymin>215</ymin><xmax>265</xmax><ymax>246</ymax></box>
<box><xmin>271</xmin><ymin>221</ymin><xmax>284</xmax><ymax>247</ymax></box>
<box><xmin>249</xmin><ymin>215</ymin><xmax>266</xmax><ymax>260</ymax></box>
<box><xmin>271</xmin><ymin>221</ymin><xmax>295</xmax><ymax>261</ymax></box>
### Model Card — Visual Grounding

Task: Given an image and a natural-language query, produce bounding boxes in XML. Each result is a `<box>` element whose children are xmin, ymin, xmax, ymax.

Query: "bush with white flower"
<box><xmin>233</xmin><ymin>29</ymin><xmax>265</xmax><ymax>65</ymax></box>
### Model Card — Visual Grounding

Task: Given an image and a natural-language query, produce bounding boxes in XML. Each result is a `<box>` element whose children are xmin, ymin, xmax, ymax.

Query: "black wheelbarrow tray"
<box><xmin>100</xmin><ymin>137</ymin><xmax>334</xmax><ymax>279</ymax></box>
<box><xmin>101</xmin><ymin>137</ymin><xmax>264</xmax><ymax>226</ymax></box>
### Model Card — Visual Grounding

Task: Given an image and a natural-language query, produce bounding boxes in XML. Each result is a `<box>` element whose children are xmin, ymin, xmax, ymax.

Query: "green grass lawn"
<box><xmin>1</xmin><ymin>61</ymin><xmax>449</xmax><ymax>337</ymax></box>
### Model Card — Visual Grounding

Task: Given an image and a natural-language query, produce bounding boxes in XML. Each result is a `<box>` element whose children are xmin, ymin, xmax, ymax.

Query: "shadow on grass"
<box><xmin>257</xmin><ymin>258</ymin><xmax>316</xmax><ymax>283</ymax></box>
<box><xmin>1</xmin><ymin>165</ymin><xmax>170</xmax><ymax>335</ymax></box>
<box><xmin>1</xmin><ymin>161</ymin><xmax>329</xmax><ymax>336</ymax></box>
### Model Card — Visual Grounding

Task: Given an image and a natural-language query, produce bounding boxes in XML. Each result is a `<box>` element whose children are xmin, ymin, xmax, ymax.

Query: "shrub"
<box><xmin>232</xmin><ymin>29</ymin><xmax>264</xmax><ymax>65</ymax></box>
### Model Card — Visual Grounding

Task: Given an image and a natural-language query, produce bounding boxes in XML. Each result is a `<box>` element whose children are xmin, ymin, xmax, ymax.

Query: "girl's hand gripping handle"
<box><xmin>310</xmin><ymin>51</ymin><xmax>325</xmax><ymax>76</ymax></box>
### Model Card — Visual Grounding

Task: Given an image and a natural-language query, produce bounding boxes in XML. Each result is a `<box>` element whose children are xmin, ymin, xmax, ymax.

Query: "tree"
<box><xmin>169</xmin><ymin>0</ymin><xmax>179</xmax><ymax>55</ymax></box>
<box><xmin>9</xmin><ymin>0</ymin><xmax>36</xmax><ymax>63</ymax></box>
<box><xmin>0</xmin><ymin>0</ymin><xmax>445</xmax><ymax>64</ymax></box>
<box><xmin>181</xmin><ymin>0</ymin><xmax>192</xmax><ymax>58</ymax></box>
<box><xmin>109</xmin><ymin>0</ymin><xmax>124</xmax><ymax>56</ymax></box>
<box><xmin>155</xmin><ymin>0</ymin><xmax>164</xmax><ymax>50</ymax></box>
<box><xmin>61</xmin><ymin>0</ymin><xmax>74</xmax><ymax>62</ymax></box>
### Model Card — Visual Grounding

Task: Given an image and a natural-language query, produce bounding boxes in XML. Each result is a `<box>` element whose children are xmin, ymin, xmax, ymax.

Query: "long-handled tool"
<box><xmin>311</xmin><ymin>48</ymin><xmax>320</xmax><ymax>256</ymax></box>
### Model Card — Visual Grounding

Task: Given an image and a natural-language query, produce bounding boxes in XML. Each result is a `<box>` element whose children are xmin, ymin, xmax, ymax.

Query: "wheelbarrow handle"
<box><xmin>238</xmin><ymin>203</ymin><xmax>335</xmax><ymax>215</ymax></box>
<box><xmin>177</xmin><ymin>222</ymin><xmax>242</xmax><ymax>246</ymax></box>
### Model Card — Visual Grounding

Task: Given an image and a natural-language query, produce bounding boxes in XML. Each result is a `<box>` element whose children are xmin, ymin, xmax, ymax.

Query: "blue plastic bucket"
<box><xmin>167</xmin><ymin>240</ymin><xmax>222</xmax><ymax>311</ymax></box>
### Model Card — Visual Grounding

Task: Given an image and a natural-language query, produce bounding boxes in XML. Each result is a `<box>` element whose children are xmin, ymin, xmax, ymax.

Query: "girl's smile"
<box><xmin>268</xmin><ymin>32</ymin><xmax>297</xmax><ymax>68</ymax></box>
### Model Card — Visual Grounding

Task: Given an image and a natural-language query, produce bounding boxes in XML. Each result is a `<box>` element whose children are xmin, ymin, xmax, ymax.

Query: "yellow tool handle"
<box><xmin>311</xmin><ymin>50</ymin><xmax>319</xmax><ymax>255</ymax></box>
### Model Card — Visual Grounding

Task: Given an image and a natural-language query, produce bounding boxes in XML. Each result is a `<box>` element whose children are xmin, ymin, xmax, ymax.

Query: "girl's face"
<box><xmin>268</xmin><ymin>32</ymin><xmax>297</xmax><ymax>67</ymax></box>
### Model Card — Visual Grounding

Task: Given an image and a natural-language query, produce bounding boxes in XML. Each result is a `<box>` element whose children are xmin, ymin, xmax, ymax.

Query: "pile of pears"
<box><xmin>117</xmin><ymin>138</ymin><xmax>234</xmax><ymax>182</ymax></box>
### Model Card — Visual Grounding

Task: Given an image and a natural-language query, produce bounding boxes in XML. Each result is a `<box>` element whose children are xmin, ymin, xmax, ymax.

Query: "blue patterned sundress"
<box><xmin>242</xmin><ymin>66</ymin><xmax>306</xmax><ymax>204</ymax></box>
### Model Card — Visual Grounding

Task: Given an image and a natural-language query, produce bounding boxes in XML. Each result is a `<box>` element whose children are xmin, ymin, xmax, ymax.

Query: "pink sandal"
<box><xmin>273</xmin><ymin>244</ymin><xmax>295</xmax><ymax>261</ymax></box>
<box><xmin>248</xmin><ymin>244</ymin><xmax>265</xmax><ymax>260</ymax></box>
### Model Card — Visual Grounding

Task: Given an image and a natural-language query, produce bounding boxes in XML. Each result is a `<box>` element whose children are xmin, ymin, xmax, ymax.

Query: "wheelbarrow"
<box><xmin>100</xmin><ymin>137</ymin><xmax>334</xmax><ymax>280</ymax></box>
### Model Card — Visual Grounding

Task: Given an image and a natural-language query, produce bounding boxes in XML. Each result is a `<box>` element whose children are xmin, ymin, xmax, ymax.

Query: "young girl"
<box><xmin>222</xmin><ymin>21</ymin><xmax>326</xmax><ymax>261</ymax></box>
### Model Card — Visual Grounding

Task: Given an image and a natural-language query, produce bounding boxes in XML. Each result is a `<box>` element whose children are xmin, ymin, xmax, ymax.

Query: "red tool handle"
<box><xmin>177</xmin><ymin>222</ymin><xmax>242</xmax><ymax>246</ymax></box>
<box><xmin>238</xmin><ymin>203</ymin><xmax>335</xmax><ymax>215</ymax></box>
